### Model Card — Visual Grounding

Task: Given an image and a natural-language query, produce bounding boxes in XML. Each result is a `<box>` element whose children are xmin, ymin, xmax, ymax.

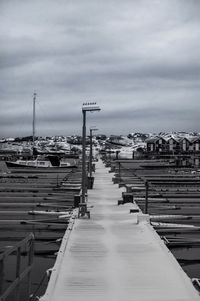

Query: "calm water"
<box><xmin>0</xmin><ymin>161</ymin><xmax>78</xmax><ymax>300</ymax></box>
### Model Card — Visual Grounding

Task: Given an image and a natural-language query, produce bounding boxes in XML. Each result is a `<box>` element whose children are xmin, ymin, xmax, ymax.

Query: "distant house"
<box><xmin>146</xmin><ymin>135</ymin><xmax>200</xmax><ymax>167</ymax></box>
<box><xmin>146</xmin><ymin>137</ymin><xmax>167</xmax><ymax>153</ymax></box>
<box><xmin>179</xmin><ymin>137</ymin><xmax>200</xmax><ymax>152</ymax></box>
<box><xmin>180</xmin><ymin>137</ymin><xmax>190</xmax><ymax>152</ymax></box>
<box><xmin>146</xmin><ymin>135</ymin><xmax>200</xmax><ymax>155</ymax></box>
<box><xmin>188</xmin><ymin>137</ymin><xmax>200</xmax><ymax>152</ymax></box>
<box><xmin>165</xmin><ymin>137</ymin><xmax>181</xmax><ymax>153</ymax></box>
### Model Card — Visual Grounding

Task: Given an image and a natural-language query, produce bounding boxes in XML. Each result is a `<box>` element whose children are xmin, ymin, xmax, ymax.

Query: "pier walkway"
<box><xmin>40</xmin><ymin>160</ymin><xmax>200</xmax><ymax>301</ymax></box>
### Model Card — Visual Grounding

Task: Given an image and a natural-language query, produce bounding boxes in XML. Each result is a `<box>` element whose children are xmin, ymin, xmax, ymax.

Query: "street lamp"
<box><xmin>32</xmin><ymin>92</ymin><xmax>37</xmax><ymax>157</ymax></box>
<box><xmin>89</xmin><ymin>127</ymin><xmax>98</xmax><ymax>178</ymax></box>
<box><xmin>81</xmin><ymin>103</ymin><xmax>101</xmax><ymax>204</ymax></box>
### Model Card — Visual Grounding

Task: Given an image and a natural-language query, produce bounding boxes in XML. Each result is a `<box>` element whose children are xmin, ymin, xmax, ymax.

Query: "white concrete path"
<box><xmin>40</xmin><ymin>160</ymin><xmax>200</xmax><ymax>301</ymax></box>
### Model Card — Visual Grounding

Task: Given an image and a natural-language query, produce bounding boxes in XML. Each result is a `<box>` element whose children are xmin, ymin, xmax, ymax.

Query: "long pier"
<box><xmin>40</xmin><ymin>160</ymin><xmax>200</xmax><ymax>301</ymax></box>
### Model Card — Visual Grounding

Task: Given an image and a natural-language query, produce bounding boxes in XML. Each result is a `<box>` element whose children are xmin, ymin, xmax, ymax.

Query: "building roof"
<box><xmin>146</xmin><ymin>137</ymin><xmax>164</xmax><ymax>143</ymax></box>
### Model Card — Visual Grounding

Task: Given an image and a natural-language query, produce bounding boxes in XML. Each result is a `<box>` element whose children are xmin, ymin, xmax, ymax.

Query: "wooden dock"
<box><xmin>40</xmin><ymin>160</ymin><xmax>200</xmax><ymax>301</ymax></box>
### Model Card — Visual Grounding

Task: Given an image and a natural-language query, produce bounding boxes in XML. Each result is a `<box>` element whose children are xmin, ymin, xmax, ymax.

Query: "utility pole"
<box><xmin>32</xmin><ymin>92</ymin><xmax>37</xmax><ymax>155</ymax></box>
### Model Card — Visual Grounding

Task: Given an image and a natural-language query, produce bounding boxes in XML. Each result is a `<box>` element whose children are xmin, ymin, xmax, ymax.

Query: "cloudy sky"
<box><xmin>1</xmin><ymin>0</ymin><xmax>200</xmax><ymax>137</ymax></box>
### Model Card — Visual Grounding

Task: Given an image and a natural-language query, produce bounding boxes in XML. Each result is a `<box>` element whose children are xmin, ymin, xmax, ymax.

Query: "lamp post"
<box><xmin>81</xmin><ymin>103</ymin><xmax>101</xmax><ymax>204</ymax></box>
<box><xmin>89</xmin><ymin>127</ymin><xmax>98</xmax><ymax>178</ymax></box>
<box><xmin>32</xmin><ymin>92</ymin><xmax>37</xmax><ymax>157</ymax></box>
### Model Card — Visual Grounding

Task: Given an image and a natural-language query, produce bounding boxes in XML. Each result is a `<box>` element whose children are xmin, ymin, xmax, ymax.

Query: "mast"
<box><xmin>32</xmin><ymin>92</ymin><xmax>37</xmax><ymax>151</ymax></box>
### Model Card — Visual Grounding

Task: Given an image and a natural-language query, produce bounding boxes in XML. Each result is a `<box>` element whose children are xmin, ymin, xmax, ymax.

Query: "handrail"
<box><xmin>192</xmin><ymin>278</ymin><xmax>200</xmax><ymax>293</ymax></box>
<box><xmin>0</xmin><ymin>233</ymin><xmax>34</xmax><ymax>301</ymax></box>
<box><xmin>0</xmin><ymin>233</ymin><xmax>34</xmax><ymax>260</ymax></box>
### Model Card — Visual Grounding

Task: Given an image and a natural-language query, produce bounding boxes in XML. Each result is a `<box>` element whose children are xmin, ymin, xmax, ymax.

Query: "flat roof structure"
<box><xmin>40</xmin><ymin>160</ymin><xmax>200</xmax><ymax>301</ymax></box>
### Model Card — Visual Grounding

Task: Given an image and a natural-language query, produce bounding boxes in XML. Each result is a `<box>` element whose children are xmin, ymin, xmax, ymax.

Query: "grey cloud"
<box><xmin>1</xmin><ymin>0</ymin><xmax>200</xmax><ymax>137</ymax></box>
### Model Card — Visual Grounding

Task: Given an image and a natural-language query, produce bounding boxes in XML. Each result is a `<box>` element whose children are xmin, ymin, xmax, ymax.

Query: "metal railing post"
<box><xmin>0</xmin><ymin>260</ymin><xmax>4</xmax><ymax>296</ymax></box>
<box><xmin>27</xmin><ymin>235</ymin><xmax>34</xmax><ymax>299</ymax></box>
<box><xmin>0</xmin><ymin>234</ymin><xmax>34</xmax><ymax>301</ymax></box>
<box><xmin>15</xmin><ymin>246</ymin><xmax>21</xmax><ymax>301</ymax></box>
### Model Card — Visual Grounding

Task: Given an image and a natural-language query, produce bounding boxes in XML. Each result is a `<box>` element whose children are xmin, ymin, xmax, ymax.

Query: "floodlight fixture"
<box><xmin>90</xmin><ymin>126</ymin><xmax>99</xmax><ymax>131</ymax></box>
<box><xmin>82</xmin><ymin>102</ymin><xmax>101</xmax><ymax>112</ymax></box>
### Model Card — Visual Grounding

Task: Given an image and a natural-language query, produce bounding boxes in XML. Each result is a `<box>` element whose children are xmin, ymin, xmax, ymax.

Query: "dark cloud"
<box><xmin>1</xmin><ymin>0</ymin><xmax>200</xmax><ymax>137</ymax></box>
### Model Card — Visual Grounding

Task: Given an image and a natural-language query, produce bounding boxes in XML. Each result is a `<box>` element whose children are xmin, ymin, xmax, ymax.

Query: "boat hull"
<box><xmin>5</xmin><ymin>161</ymin><xmax>77</xmax><ymax>169</ymax></box>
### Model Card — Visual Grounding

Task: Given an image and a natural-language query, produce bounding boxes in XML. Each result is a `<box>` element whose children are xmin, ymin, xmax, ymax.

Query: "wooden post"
<box><xmin>145</xmin><ymin>181</ymin><xmax>149</xmax><ymax>214</ymax></box>
<box><xmin>116</xmin><ymin>150</ymin><xmax>120</xmax><ymax>160</ymax></box>
<box><xmin>118</xmin><ymin>162</ymin><xmax>121</xmax><ymax>178</ymax></box>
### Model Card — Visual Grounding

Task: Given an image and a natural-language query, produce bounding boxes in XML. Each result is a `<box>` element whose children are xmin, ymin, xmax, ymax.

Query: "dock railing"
<box><xmin>0</xmin><ymin>233</ymin><xmax>34</xmax><ymax>301</ymax></box>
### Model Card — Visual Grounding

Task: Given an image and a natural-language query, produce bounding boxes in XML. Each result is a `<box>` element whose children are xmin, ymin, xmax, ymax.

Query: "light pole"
<box><xmin>89</xmin><ymin>127</ymin><xmax>98</xmax><ymax>178</ymax></box>
<box><xmin>32</xmin><ymin>92</ymin><xmax>37</xmax><ymax>156</ymax></box>
<box><xmin>81</xmin><ymin>103</ymin><xmax>101</xmax><ymax>204</ymax></box>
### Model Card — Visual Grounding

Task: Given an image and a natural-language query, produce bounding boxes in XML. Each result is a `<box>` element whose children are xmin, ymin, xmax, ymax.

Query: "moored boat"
<box><xmin>5</xmin><ymin>155</ymin><xmax>78</xmax><ymax>169</ymax></box>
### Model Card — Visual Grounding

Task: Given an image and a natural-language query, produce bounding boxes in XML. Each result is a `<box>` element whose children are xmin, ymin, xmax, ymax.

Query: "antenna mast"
<box><xmin>32</xmin><ymin>92</ymin><xmax>37</xmax><ymax>149</ymax></box>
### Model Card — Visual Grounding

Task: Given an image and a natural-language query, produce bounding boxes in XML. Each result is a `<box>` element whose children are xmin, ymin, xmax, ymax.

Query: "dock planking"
<box><xmin>40</xmin><ymin>160</ymin><xmax>200</xmax><ymax>301</ymax></box>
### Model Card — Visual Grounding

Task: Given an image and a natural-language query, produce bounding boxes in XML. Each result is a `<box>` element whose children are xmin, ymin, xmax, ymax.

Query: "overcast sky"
<box><xmin>1</xmin><ymin>0</ymin><xmax>200</xmax><ymax>137</ymax></box>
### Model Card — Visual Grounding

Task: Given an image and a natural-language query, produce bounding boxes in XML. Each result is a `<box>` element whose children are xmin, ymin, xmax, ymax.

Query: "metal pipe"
<box><xmin>27</xmin><ymin>235</ymin><xmax>34</xmax><ymax>299</ymax></box>
<box><xmin>15</xmin><ymin>246</ymin><xmax>21</xmax><ymax>301</ymax></box>
<box><xmin>0</xmin><ymin>260</ymin><xmax>4</xmax><ymax>296</ymax></box>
